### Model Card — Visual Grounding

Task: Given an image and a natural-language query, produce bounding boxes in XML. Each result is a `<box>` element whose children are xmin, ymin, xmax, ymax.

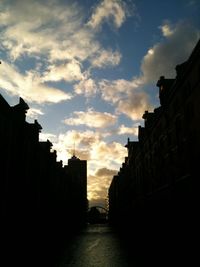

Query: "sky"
<box><xmin>0</xmin><ymin>0</ymin><xmax>199</xmax><ymax>208</ymax></box>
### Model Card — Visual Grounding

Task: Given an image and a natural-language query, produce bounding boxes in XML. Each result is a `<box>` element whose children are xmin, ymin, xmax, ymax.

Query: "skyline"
<box><xmin>0</xmin><ymin>0</ymin><xmax>200</xmax><ymax>207</ymax></box>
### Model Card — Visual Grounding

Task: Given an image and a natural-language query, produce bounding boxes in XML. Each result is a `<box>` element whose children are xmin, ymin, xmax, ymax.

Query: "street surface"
<box><xmin>57</xmin><ymin>224</ymin><xmax>136</xmax><ymax>267</ymax></box>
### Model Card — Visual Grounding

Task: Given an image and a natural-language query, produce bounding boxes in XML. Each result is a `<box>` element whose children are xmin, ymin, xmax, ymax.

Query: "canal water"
<box><xmin>56</xmin><ymin>224</ymin><xmax>138</xmax><ymax>267</ymax></box>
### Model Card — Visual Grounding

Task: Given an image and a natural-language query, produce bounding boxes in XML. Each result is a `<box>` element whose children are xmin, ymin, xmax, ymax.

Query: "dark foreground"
<box><xmin>56</xmin><ymin>224</ymin><xmax>135</xmax><ymax>267</ymax></box>
<box><xmin>2</xmin><ymin>218</ymin><xmax>197</xmax><ymax>267</ymax></box>
<box><xmin>56</xmin><ymin>218</ymin><xmax>197</xmax><ymax>267</ymax></box>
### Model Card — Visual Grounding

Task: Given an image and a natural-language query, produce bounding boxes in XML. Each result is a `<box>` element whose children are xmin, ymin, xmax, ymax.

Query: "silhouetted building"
<box><xmin>64</xmin><ymin>154</ymin><xmax>87</xmax><ymax>226</ymax></box>
<box><xmin>108</xmin><ymin>39</ymin><xmax>200</xmax><ymax>231</ymax></box>
<box><xmin>0</xmin><ymin>95</ymin><xmax>88</xmax><ymax>266</ymax></box>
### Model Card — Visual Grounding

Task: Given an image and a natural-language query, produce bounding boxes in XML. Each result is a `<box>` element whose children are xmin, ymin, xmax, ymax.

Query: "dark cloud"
<box><xmin>95</xmin><ymin>167</ymin><xmax>117</xmax><ymax>177</ymax></box>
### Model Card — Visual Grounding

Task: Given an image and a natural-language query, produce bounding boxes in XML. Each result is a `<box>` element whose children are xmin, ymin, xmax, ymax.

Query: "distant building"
<box><xmin>64</xmin><ymin>154</ymin><xmax>88</xmax><ymax>225</ymax></box>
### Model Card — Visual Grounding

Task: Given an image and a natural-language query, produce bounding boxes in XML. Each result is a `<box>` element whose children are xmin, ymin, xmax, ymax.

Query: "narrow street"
<box><xmin>56</xmin><ymin>224</ymin><xmax>136</xmax><ymax>267</ymax></box>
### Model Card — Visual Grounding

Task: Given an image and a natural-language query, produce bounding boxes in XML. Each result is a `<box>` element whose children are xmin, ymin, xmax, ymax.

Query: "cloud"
<box><xmin>99</xmin><ymin>77</ymin><xmax>150</xmax><ymax>120</ymax></box>
<box><xmin>87</xmin><ymin>0</ymin><xmax>128</xmax><ymax>30</ymax></box>
<box><xmin>0</xmin><ymin>0</ymin><xmax>87</xmax><ymax>61</ymax></box>
<box><xmin>95</xmin><ymin>168</ymin><xmax>117</xmax><ymax>177</ymax></box>
<box><xmin>141</xmin><ymin>21</ymin><xmax>200</xmax><ymax>83</ymax></box>
<box><xmin>99</xmin><ymin>78</ymin><xmax>142</xmax><ymax>103</ymax></box>
<box><xmin>0</xmin><ymin>61</ymin><xmax>72</xmax><ymax>103</ymax></box>
<box><xmin>118</xmin><ymin>124</ymin><xmax>138</xmax><ymax>136</ymax></box>
<box><xmin>159</xmin><ymin>22</ymin><xmax>174</xmax><ymax>37</ymax></box>
<box><xmin>26</xmin><ymin>108</ymin><xmax>44</xmax><ymax>119</ymax></box>
<box><xmin>117</xmin><ymin>91</ymin><xmax>151</xmax><ymax>120</ymax></box>
<box><xmin>88</xmin><ymin>167</ymin><xmax>117</xmax><ymax>206</ymax></box>
<box><xmin>42</xmin><ymin>60</ymin><xmax>84</xmax><ymax>82</ymax></box>
<box><xmin>90</xmin><ymin>141</ymin><xmax>127</xmax><ymax>170</ymax></box>
<box><xmin>0</xmin><ymin>0</ymin><xmax>122</xmax><ymax>69</ymax></box>
<box><xmin>87</xmin><ymin>174</ymin><xmax>112</xmax><ymax>205</ymax></box>
<box><xmin>63</xmin><ymin>108</ymin><xmax>117</xmax><ymax>128</ymax></box>
<box><xmin>39</xmin><ymin>132</ymin><xmax>57</xmax><ymax>143</ymax></box>
<box><xmin>52</xmin><ymin>130</ymin><xmax>102</xmax><ymax>165</ymax></box>
<box><xmin>0</xmin><ymin>0</ymin><xmax>126</xmax><ymax>104</ymax></box>
<box><xmin>74</xmin><ymin>78</ymin><xmax>97</xmax><ymax>96</ymax></box>
<box><xmin>90</xmin><ymin>49</ymin><xmax>121</xmax><ymax>68</ymax></box>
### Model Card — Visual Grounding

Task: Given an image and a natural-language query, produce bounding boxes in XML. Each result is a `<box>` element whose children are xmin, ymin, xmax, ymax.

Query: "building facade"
<box><xmin>0</xmin><ymin>95</ymin><xmax>88</xmax><ymax>265</ymax></box>
<box><xmin>108</xmin><ymin>39</ymin><xmax>200</xmax><ymax>229</ymax></box>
